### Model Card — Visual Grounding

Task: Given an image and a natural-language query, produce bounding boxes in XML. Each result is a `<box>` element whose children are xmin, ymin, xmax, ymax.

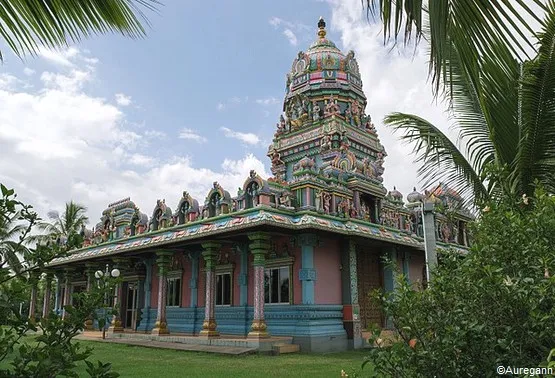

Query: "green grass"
<box><xmin>1</xmin><ymin>339</ymin><xmax>370</xmax><ymax>377</ymax></box>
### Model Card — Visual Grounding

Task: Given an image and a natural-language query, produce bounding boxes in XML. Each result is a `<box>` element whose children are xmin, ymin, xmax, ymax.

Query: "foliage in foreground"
<box><xmin>0</xmin><ymin>185</ymin><xmax>118</xmax><ymax>377</ymax></box>
<box><xmin>364</xmin><ymin>188</ymin><xmax>555</xmax><ymax>377</ymax></box>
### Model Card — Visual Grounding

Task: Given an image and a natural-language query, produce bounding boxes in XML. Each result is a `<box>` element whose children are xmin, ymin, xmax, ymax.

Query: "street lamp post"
<box><xmin>95</xmin><ymin>264</ymin><xmax>120</xmax><ymax>340</ymax></box>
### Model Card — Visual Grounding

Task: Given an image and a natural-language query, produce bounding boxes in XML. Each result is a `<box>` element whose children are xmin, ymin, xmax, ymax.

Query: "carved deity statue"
<box><xmin>270</xmin><ymin>148</ymin><xmax>283</xmax><ymax>166</ymax></box>
<box><xmin>324</xmin><ymin>95</ymin><xmax>340</xmax><ymax>116</ymax></box>
<box><xmin>315</xmin><ymin>190</ymin><xmax>323</xmax><ymax>211</ymax></box>
<box><xmin>351</xmin><ymin>100</ymin><xmax>362</xmax><ymax>126</ymax></box>
<box><xmin>323</xmin><ymin>192</ymin><xmax>332</xmax><ymax>214</ymax></box>
<box><xmin>312</xmin><ymin>101</ymin><xmax>321</xmax><ymax>121</ymax></box>
<box><xmin>344</xmin><ymin>103</ymin><xmax>354</xmax><ymax>125</ymax></box>
<box><xmin>320</xmin><ymin>133</ymin><xmax>332</xmax><ymax>152</ymax></box>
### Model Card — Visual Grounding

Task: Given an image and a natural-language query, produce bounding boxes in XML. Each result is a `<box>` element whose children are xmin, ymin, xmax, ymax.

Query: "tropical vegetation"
<box><xmin>0</xmin><ymin>0</ymin><xmax>159</xmax><ymax>61</ymax></box>
<box><xmin>365</xmin><ymin>0</ymin><xmax>555</xmax><ymax>204</ymax></box>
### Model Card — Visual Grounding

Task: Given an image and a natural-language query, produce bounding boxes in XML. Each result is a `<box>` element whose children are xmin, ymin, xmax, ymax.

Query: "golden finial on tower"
<box><xmin>317</xmin><ymin>17</ymin><xmax>326</xmax><ymax>38</ymax></box>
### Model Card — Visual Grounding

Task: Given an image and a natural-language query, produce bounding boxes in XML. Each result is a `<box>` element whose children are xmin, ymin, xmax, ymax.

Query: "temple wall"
<box><xmin>292</xmin><ymin>242</ymin><xmax>302</xmax><ymax>305</ymax></box>
<box><xmin>198</xmin><ymin>259</ymin><xmax>205</xmax><ymax>307</ymax></box>
<box><xmin>409</xmin><ymin>251</ymin><xmax>426</xmax><ymax>288</ymax></box>
<box><xmin>314</xmin><ymin>238</ymin><xmax>342</xmax><ymax>304</ymax></box>
<box><xmin>151</xmin><ymin>264</ymin><xmax>159</xmax><ymax>307</ymax></box>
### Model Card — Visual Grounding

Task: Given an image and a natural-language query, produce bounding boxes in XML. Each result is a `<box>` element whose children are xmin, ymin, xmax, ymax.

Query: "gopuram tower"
<box><xmin>268</xmin><ymin>17</ymin><xmax>387</xmax><ymax>222</ymax></box>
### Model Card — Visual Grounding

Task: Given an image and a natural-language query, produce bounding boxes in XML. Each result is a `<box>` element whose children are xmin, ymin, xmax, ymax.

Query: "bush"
<box><xmin>364</xmin><ymin>188</ymin><xmax>555</xmax><ymax>377</ymax></box>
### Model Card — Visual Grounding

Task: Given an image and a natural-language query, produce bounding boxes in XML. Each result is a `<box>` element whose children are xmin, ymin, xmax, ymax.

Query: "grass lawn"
<box><xmin>77</xmin><ymin>341</ymin><xmax>369</xmax><ymax>377</ymax></box>
<box><xmin>1</xmin><ymin>339</ymin><xmax>371</xmax><ymax>377</ymax></box>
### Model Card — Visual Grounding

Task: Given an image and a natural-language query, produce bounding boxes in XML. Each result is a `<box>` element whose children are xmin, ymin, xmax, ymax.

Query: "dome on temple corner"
<box><xmin>286</xmin><ymin>17</ymin><xmax>363</xmax><ymax>97</ymax></box>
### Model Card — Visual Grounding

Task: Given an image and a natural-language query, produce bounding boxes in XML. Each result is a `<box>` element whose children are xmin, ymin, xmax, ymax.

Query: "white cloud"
<box><xmin>255</xmin><ymin>97</ymin><xmax>280</xmax><ymax>106</ymax></box>
<box><xmin>283</xmin><ymin>29</ymin><xmax>298</xmax><ymax>46</ymax></box>
<box><xmin>220</xmin><ymin>127</ymin><xmax>261</xmax><ymax>146</ymax></box>
<box><xmin>115</xmin><ymin>93</ymin><xmax>132</xmax><ymax>106</ymax></box>
<box><xmin>23</xmin><ymin>68</ymin><xmax>35</xmax><ymax>76</ymax></box>
<box><xmin>38</xmin><ymin>47</ymin><xmax>80</xmax><ymax>67</ymax></box>
<box><xmin>40</xmin><ymin>69</ymin><xmax>91</xmax><ymax>92</ymax></box>
<box><xmin>0</xmin><ymin>74</ymin><xmax>23</xmax><ymax>91</ymax></box>
<box><xmin>269</xmin><ymin>17</ymin><xmax>310</xmax><ymax>46</ymax></box>
<box><xmin>178</xmin><ymin>128</ymin><xmax>207</xmax><ymax>143</ymax></box>
<box><xmin>216</xmin><ymin>96</ymin><xmax>249</xmax><ymax>111</ymax></box>
<box><xmin>329</xmin><ymin>0</ymin><xmax>455</xmax><ymax>199</ymax></box>
<box><xmin>0</xmin><ymin>57</ymin><xmax>270</xmax><ymax>226</ymax></box>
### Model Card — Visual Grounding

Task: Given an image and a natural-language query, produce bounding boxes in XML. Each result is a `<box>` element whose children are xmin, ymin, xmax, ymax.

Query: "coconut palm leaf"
<box><xmin>0</xmin><ymin>0</ymin><xmax>160</xmax><ymax>61</ymax></box>
<box><xmin>516</xmin><ymin>2</ymin><xmax>555</xmax><ymax>195</ymax></box>
<box><xmin>365</xmin><ymin>0</ymin><xmax>546</xmax><ymax>95</ymax></box>
<box><xmin>385</xmin><ymin>112</ymin><xmax>488</xmax><ymax>206</ymax></box>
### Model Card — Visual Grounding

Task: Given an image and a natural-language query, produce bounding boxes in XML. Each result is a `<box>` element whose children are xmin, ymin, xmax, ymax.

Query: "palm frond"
<box><xmin>384</xmin><ymin>112</ymin><xmax>488</xmax><ymax>206</ymax></box>
<box><xmin>0</xmin><ymin>0</ymin><xmax>160</xmax><ymax>61</ymax></box>
<box><xmin>365</xmin><ymin>0</ymin><xmax>545</xmax><ymax>95</ymax></box>
<box><xmin>516</xmin><ymin>0</ymin><xmax>555</xmax><ymax>195</ymax></box>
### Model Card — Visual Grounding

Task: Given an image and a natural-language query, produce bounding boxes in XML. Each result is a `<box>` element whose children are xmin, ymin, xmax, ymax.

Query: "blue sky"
<box><xmin>0</xmin><ymin>0</ymin><xmax>456</xmax><ymax>223</ymax></box>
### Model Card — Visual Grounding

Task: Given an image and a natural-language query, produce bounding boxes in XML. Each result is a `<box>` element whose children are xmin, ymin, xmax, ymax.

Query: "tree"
<box><xmin>0</xmin><ymin>184</ymin><xmax>37</xmax><ymax>274</ymax></box>
<box><xmin>362</xmin><ymin>188</ymin><xmax>555</xmax><ymax>377</ymax></box>
<box><xmin>0</xmin><ymin>185</ymin><xmax>119</xmax><ymax>377</ymax></box>
<box><xmin>0</xmin><ymin>0</ymin><xmax>159</xmax><ymax>61</ymax></box>
<box><xmin>365</xmin><ymin>1</ymin><xmax>555</xmax><ymax>204</ymax></box>
<box><xmin>33</xmin><ymin>202</ymin><xmax>89</xmax><ymax>251</ymax></box>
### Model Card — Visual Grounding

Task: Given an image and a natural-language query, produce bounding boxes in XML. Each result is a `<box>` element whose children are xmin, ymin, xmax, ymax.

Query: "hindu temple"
<box><xmin>37</xmin><ymin>18</ymin><xmax>472</xmax><ymax>352</ymax></box>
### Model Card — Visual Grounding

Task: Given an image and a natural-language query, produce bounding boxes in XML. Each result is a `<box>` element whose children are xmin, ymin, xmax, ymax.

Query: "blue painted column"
<box><xmin>189</xmin><ymin>252</ymin><xmax>199</xmax><ymax>307</ymax></box>
<box><xmin>144</xmin><ymin>259</ymin><xmax>152</xmax><ymax>309</ymax></box>
<box><xmin>238</xmin><ymin>245</ymin><xmax>248</xmax><ymax>307</ymax></box>
<box><xmin>298</xmin><ymin>234</ymin><xmax>318</xmax><ymax>305</ymax></box>
<box><xmin>341</xmin><ymin>239</ymin><xmax>362</xmax><ymax>349</ymax></box>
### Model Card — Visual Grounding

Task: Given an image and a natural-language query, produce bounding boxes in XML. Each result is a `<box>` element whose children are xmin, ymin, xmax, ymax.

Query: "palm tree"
<box><xmin>35</xmin><ymin>202</ymin><xmax>89</xmax><ymax>251</ymax></box>
<box><xmin>0</xmin><ymin>0</ymin><xmax>159</xmax><ymax>61</ymax></box>
<box><xmin>366</xmin><ymin>1</ymin><xmax>555</xmax><ymax>204</ymax></box>
<box><xmin>0</xmin><ymin>185</ymin><xmax>37</xmax><ymax>274</ymax></box>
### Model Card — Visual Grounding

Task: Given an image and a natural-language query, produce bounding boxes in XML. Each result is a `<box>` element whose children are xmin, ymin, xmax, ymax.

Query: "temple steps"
<box><xmin>78</xmin><ymin>331</ymin><xmax>298</xmax><ymax>355</ymax></box>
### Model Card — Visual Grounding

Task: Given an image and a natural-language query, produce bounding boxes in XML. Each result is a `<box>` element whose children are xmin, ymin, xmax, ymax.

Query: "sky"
<box><xmin>0</xmin><ymin>0</ymin><xmax>496</xmax><ymax>225</ymax></box>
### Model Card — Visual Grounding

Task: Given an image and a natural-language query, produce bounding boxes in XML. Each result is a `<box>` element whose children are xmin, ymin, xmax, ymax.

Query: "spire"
<box><xmin>317</xmin><ymin>17</ymin><xmax>326</xmax><ymax>39</ymax></box>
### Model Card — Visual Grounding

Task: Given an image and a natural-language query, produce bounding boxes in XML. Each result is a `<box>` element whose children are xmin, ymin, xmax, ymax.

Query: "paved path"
<box><xmin>75</xmin><ymin>335</ymin><xmax>257</xmax><ymax>355</ymax></box>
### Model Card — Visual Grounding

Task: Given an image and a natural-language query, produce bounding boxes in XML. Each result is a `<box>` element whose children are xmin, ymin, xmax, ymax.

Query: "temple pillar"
<box><xmin>62</xmin><ymin>270</ymin><xmax>72</xmax><ymax>320</ymax></box>
<box><xmin>84</xmin><ymin>264</ymin><xmax>95</xmax><ymax>330</ymax></box>
<box><xmin>402</xmin><ymin>251</ymin><xmax>411</xmax><ymax>281</ymax></box>
<box><xmin>341</xmin><ymin>240</ymin><xmax>362</xmax><ymax>349</ymax></box>
<box><xmin>28</xmin><ymin>271</ymin><xmax>39</xmax><ymax>323</ymax></box>
<box><xmin>54</xmin><ymin>273</ymin><xmax>62</xmax><ymax>315</ymax></box>
<box><xmin>199</xmin><ymin>242</ymin><xmax>220</xmax><ymax>338</ymax></box>
<box><xmin>42</xmin><ymin>272</ymin><xmax>53</xmax><ymax>319</ymax></box>
<box><xmin>248</xmin><ymin>232</ymin><xmax>271</xmax><ymax>339</ymax></box>
<box><xmin>422</xmin><ymin>201</ymin><xmax>437</xmax><ymax>281</ymax></box>
<box><xmin>151</xmin><ymin>251</ymin><xmax>172</xmax><ymax>335</ymax></box>
<box><xmin>298</xmin><ymin>234</ymin><xmax>318</xmax><ymax>305</ymax></box>
<box><xmin>108</xmin><ymin>261</ymin><xmax>124</xmax><ymax>333</ymax></box>
<box><xmin>383</xmin><ymin>247</ymin><xmax>397</xmax><ymax>329</ymax></box>
<box><xmin>353</xmin><ymin>190</ymin><xmax>361</xmax><ymax>214</ymax></box>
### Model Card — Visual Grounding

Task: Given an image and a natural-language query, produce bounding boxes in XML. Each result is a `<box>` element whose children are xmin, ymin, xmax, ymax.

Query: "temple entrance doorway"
<box><xmin>124</xmin><ymin>282</ymin><xmax>139</xmax><ymax>330</ymax></box>
<box><xmin>356</xmin><ymin>246</ymin><xmax>384</xmax><ymax>330</ymax></box>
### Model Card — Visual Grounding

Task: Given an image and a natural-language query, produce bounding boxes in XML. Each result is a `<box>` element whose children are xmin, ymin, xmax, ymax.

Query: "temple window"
<box><xmin>264</xmin><ymin>266</ymin><xmax>291</xmax><ymax>304</ymax></box>
<box><xmin>166</xmin><ymin>277</ymin><xmax>182</xmax><ymax>307</ymax></box>
<box><xmin>215</xmin><ymin>272</ymin><xmax>232</xmax><ymax>306</ymax></box>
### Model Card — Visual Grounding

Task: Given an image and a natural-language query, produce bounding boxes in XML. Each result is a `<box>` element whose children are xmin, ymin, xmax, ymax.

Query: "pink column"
<box><xmin>28</xmin><ymin>272</ymin><xmax>38</xmax><ymax>323</ymax></box>
<box><xmin>62</xmin><ymin>271</ymin><xmax>72</xmax><ymax>320</ymax></box>
<box><xmin>152</xmin><ymin>251</ymin><xmax>172</xmax><ymax>335</ymax></box>
<box><xmin>84</xmin><ymin>266</ymin><xmax>95</xmax><ymax>330</ymax></box>
<box><xmin>200</xmin><ymin>242</ymin><xmax>220</xmax><ymax>338</ymax></box>
<box><xmin>42</xmin><ymin>273</ymin><xmax>53</xmax><ymax>319</ymax></box>
<box><xmin>248</xmin><ymin>232</ymin><xmax>271</xmax><ymax>339</ymax></box>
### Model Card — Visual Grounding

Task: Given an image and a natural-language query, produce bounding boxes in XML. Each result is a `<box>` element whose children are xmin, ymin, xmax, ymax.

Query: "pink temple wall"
<box><xmin>292</xmin><ymin>242</ymin><xmax>302</xmax><ymax>305</ymax></box>
<box><xmin>198</xmin><ymin>258</ymin><xmax>205</xmax><ymax>307</ymax></box>
<box><xmin>151</xmin><ymin>264</ymin><xmax>159</xmax><ymax>307</ymax></box>
<box><xmin>314</xmin><ymin>237</ymin><xmax>342</xmax><ymax>304</ymax></box>
<box><xmin>409</xmin><ymin>251</ymin><xmax>426</xmax><ymax>287</ymax></box>
<box><xmin>231</xmin><ymin>248</ymin><xmax>241</xmax><ymax>306</ymax></box>
<box><xmin>180</xmin><ymin>254</ymin><xmax>190</xmax><ymax>307</ymax></box>
<box><xmin>247</xmin><ymin>253</ymin><xmax>254</xmax><ymax>306</ymax></box>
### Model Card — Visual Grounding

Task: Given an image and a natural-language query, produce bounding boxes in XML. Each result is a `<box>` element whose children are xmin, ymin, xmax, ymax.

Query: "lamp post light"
<box><xmin>95</xmin><ymin>264</ymin><xmax>120</xmax><ymax>340</ymax></box>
